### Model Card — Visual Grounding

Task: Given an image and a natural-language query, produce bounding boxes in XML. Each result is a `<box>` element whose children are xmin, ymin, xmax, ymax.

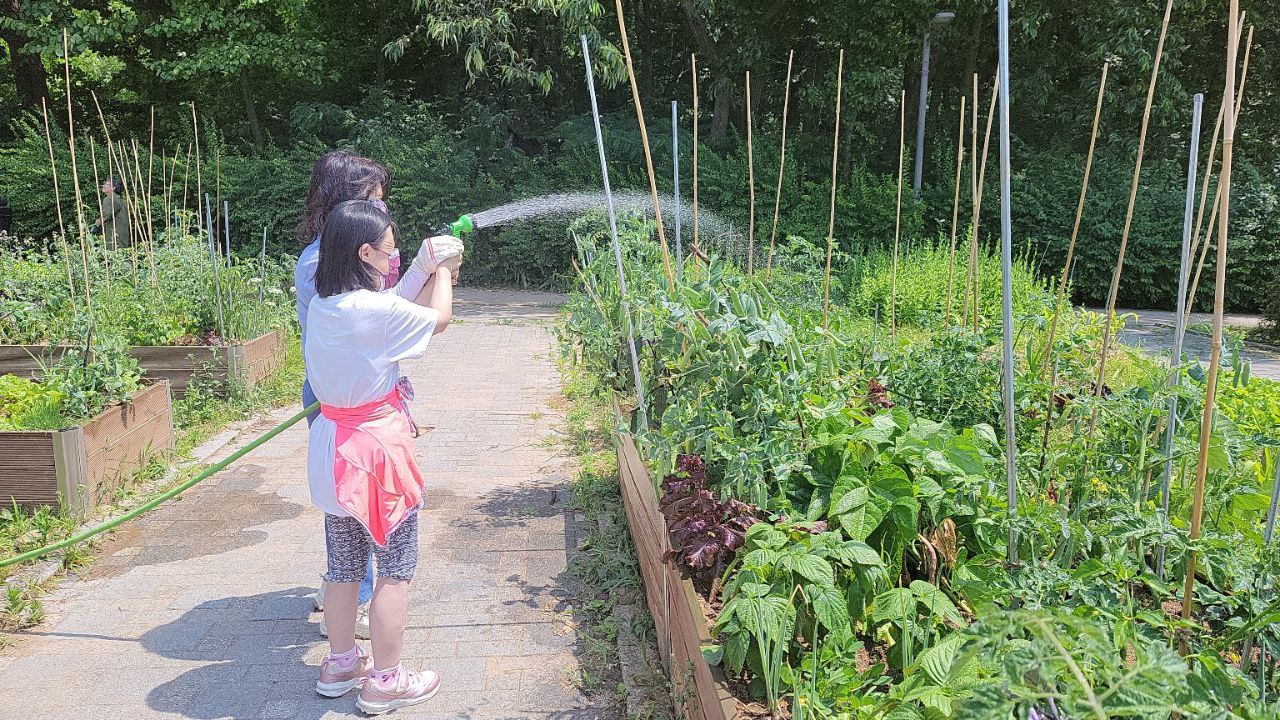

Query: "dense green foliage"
<box><xmin>565</xmin><ymin>217</ymin><xmax>1280</xmax><ymax>718</ymax></box>
<box><xmin>3</xmin><ymin>0</ymin><xmax>1278</xmax><ymax>306</ymax></box>
<box><xmin>0</xmin><ymin>225</ymin><xmax>294</xmax><ymax>430</ymax></box>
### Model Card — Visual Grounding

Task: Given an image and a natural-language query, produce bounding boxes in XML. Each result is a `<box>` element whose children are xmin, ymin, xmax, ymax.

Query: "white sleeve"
<box><xmin>383</xmin><ymin>295</ymin><xmax>440</xmax><ymax>362</ymax></box>
<box><xmin>391</xmin><ymin>261</ymin><xmax>429</xmax><ymax>301</ymax></box>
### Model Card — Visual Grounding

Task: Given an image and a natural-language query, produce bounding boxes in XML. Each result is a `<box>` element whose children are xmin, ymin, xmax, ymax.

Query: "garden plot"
<box><xmin>0</xmin><ymin>380</ymin><xmax>172</xmax><ymax>516</ymax></box>
<box><xmin>567</xmin><ymin>217</ymin><xmax>1280</xmax><ymax>719</ymax></box>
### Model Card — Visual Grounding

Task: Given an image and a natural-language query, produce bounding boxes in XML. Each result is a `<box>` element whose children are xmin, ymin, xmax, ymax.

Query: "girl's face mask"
<box><xmin>382</xmin><ymin>249</ymin><xmax>401</xmax><ymax>289</ymax></box>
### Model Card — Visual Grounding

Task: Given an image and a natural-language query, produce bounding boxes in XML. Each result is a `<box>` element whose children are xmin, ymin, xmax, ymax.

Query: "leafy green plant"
<box><xmin>0</xmin><ymin>375</ymin><xmax>64</xmax><ymax>430</ymax></box>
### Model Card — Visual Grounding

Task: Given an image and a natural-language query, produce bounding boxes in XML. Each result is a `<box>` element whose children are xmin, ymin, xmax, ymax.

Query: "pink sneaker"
<box><xmin>315</xmin><ymin>649</ymin><xmax>372</xmax><ymax>698</ymax></box>
<box><xmin>356</xmin><ymin>666</ymin><xmax>441</xmax><ymax>715</ymax></box>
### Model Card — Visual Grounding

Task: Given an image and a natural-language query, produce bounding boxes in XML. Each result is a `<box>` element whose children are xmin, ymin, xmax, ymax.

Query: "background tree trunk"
<box><xmin>2</xmin><ymin>0</ymin><xmax>49</xmax><ymax>109</ymax></box>
<box><xmin>238</xmin><ymin>72</ymin><xmax>265</xmax><ymax>149</ymax></box>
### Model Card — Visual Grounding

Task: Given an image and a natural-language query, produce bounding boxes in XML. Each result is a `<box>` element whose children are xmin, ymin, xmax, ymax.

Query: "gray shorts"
<box><xmin>324</xmin><ymin>512</ymin><xmax>419</xmax><ymax>583</ymax></box>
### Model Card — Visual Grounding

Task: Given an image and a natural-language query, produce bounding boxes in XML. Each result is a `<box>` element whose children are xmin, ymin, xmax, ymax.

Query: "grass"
<box><xmin>558</xmin><ymin>346</ymin><xmax>673</xmax><ymax>720</ymax></box>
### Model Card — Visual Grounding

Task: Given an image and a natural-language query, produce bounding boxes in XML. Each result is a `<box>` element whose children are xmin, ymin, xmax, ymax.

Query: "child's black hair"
<box><xmin>314</xmin><ymin>200</ymin><xmax>398</xmax><ymax>298</ymax></box>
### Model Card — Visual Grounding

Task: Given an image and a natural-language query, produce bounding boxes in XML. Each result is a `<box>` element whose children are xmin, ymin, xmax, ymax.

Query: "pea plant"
<box><xmin>566</xmin><ymin>217</ymin><xmax>1280</xmax><ymax>718</ymax></box>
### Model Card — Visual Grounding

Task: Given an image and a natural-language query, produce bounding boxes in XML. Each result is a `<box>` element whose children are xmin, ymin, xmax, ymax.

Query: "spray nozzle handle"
<box><xmin>444</xmin><ymin>214</ymin><xmax>474</xmax><ymax>237</ymax></box>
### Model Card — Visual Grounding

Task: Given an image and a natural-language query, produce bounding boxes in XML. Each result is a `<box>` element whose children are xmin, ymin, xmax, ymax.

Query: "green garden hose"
<box><xmin>0</xmin><ymin>402</ymin><xmax>319</xmax><ymax>570</ymax></box>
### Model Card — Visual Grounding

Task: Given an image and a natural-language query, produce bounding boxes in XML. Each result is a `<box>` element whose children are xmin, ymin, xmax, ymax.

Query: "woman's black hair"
<box><xmin>314</xmin><ymin>200</ymin><xmax>398</xmax><ymax>298</ymax></box>
<box><xmin>105</xmin><ymin>177</ymin><xmax>124</xmax><ymax>194</ymax></box>
<box><xmin>297</xmin><ymin>150</ymin><xmax>390</xmax><ymax>246</ymax></box>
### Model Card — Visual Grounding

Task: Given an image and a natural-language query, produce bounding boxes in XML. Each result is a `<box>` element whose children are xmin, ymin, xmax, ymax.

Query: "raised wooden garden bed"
<box><xmin>0</xmin><ymin>328</ymin><xmax>286</xmax><ymax>395</ymax></box>
<box><xmin>615</xmin><ymin>428</ymin><xmax>739</xmax><ymax>720</ymax></box>
<box><xmin>0</xmin><ymin>380</ymin><xmax>174</xmax><ymax>517</ymax></box>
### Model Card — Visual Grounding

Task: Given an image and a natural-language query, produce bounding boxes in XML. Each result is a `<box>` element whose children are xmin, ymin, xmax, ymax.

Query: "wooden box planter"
<box><xmin>615</xmin><ymin>430</ymin><xmax>740</xmax><ymax>720</ymax></box>
<box><xmin>0</xmin><ymin>380</ymin><xmax>174</xmax><ymax>517</ymax></box>
<box><xmin>0</xmin><ymin>328</ymin><xmax>286</xmax><ymax>396</ymax></box>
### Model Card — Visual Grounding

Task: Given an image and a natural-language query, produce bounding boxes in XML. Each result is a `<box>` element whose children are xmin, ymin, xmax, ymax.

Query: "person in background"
<box><xmin>89</xmin><ymin>177</ymin><xmax>130</xmax><ymax>249</ymax></box>
<box><xmin>306</xmin><ymin>200</ymin><xmax>460</xmax><ymax>712</ymax></box>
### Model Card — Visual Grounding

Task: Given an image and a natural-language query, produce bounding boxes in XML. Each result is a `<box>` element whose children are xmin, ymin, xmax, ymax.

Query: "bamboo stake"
<box><xmin>1185</xmin><ymin>24</ymin><xmax>1252</xmax><ymax>322</ymax></box>
<box><xmin>1040</xmin><ymin>63</ymin><xmax>1108</xmax><ymax>380</ymax></box>
<box><xmin>944</xmin><ymin>96</ymin><xmax>966</xmax><ymax>325</ymax></box>
<box><xmin>1183</xmin><ymin>0</ymin><xmax>1238</xmax><ymax>633</ymax></box>
<box><xmin>970</xmin><ymin>74</ymin><xmax>999</xmax><ymax>332</ymax></box>
<box><xmin>40</xmin><ymin>98</ymin><xmax>75</xmax><ymax>303</ymax></box>
<box><xmin>118</xmin><ymin>140</ymin><xmax>140</xmax><ymax>275</ymax></box>
<box><xmin>204</xmin><ymin>195</ymin><xmax>226</xmax><ymax>339</ymax></box>
<box><xmin>146</xmin><ymin>106</ymin><xmax>155</xmax><ymax>201</ymax></box>
<box><xmin>133</xmin><ymin>138</ymin><xmax>158</xmax><ymax>285</ymax></box>
<box><xmin>691</xmin><ymin>54</ymin><xmax>700</xmax><ymax>271</ymax></box>
<box><xmin>613</xmin><ymin>0</ymin><xmax>674</xmax><ymax>289</ymax></box>
<box><xmin>822</xmin><ymin>50</ymin><xmax>845</xmax><ymax>330</ymax></box>
<box><xmin>214</xmin><ymin>135</ymin><xmax>222</xmax><ymax>257</ymax></box>
<box><xmin>1087</xmin><ymin>0</ymin><xmax>1175</xmax><ymax>439</ymax></box>
<box><xmin>1187</xmin><ymin>17</ymin><xmax>1246</xmax><ymax>273</ymax></box>
<box><xmin>746</xmin><ymin>70</ymin><xmax>756</xmax><ymax>275</ymax></box>
<box><xmin>182</xmin><ymin>142</ymin><xmax>193</xmax><ymax>219</ymax></box>
<box><xmin>88</xmin><ymin>138</ymin><xmax>110</xmax><ymax>289</ymax></box>
<box><xmin>61</xmin><ymin>29</ymin><xmax>92</xmax><ymax>311</ymax></box>
<box><xmin>765</xmin><ymin>50</ymin><xmax>794</xmax><ymax>277</ymax></box>
<box><xmin>191</xmin><ymin>103</ymin><xmax>203</xmax><ymax>233</ymax></box>
<box><xmin>890</xmin><ymin>89</ymin><xmax>905</xmax><ymax>341</ymax></box>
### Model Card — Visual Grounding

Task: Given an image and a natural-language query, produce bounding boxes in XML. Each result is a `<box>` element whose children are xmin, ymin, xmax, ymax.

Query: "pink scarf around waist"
<box><xmin>321</xmin><ymin>387</ymin><xmax>423</xmax><ymax>546</ymax></box>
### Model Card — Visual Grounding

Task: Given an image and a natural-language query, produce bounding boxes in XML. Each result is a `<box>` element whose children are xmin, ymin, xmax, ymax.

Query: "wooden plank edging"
<box><xmin>0</xmin><ymin>380</ymin><xmax>174</xmax><ymax>517</ymax></box>
<box><xmin>612</xmin><ymin>420</ymin><xmax>739</xmax><ymax>720</ymax></box>
<box><xmin>0</xmin><ymin>329</ymin><xmax>287</xmax><ymax>395</ymax></box>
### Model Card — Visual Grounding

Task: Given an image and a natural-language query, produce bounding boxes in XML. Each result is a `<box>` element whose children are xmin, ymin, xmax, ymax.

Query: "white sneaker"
<box><xmin>320</xmin><ymin>603</ymin><xmax>371</xmax><ymax>640</ymax></box>
<box><xmin>314</xmin><ymin>576</ymin><xmax>326</xmax><ymax>611</ymax></box>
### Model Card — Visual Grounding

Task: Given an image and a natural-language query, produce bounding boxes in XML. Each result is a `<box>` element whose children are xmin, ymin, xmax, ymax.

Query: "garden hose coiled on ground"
<box><xmin>0</xmin><ymin>402</ymin><xmax>319</xmax><ymax>570</ymax></box>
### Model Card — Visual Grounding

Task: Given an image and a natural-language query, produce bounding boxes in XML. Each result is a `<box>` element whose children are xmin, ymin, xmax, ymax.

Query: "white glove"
<box><xmin>411</xmin><ymin>235</ymin><xmax>465</xmax><ymax>276</ymax></box>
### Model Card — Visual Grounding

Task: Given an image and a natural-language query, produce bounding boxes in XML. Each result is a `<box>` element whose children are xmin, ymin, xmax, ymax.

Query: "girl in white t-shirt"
<box><xmin>306</xmin><ymin>200</ymin><xmax>460</xmax><ymax>713</ymax></box>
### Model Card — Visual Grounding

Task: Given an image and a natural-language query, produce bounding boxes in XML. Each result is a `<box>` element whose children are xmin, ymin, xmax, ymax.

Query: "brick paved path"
<box><xmin>0</xmin><ymin>289</ymin><xmax>609</xmax><ymax>720</ymax></box>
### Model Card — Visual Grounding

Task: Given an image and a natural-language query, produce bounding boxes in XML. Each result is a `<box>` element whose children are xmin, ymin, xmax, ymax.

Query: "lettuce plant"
<box><xmin>659</xmin><ymin>454</ymin><xmax>759</xmax><ymax>577</ymax></box>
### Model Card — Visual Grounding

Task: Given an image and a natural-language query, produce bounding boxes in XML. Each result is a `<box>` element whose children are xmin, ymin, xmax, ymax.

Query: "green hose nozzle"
<box><xmin>445</xmin><ymin>214</ymin><xmax>474</xmax><ymax>237</ymax></box>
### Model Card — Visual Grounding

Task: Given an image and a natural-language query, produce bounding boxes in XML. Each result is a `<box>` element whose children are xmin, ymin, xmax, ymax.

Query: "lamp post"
<box><xmin>913</xmin><ymin>11</ymin><xmax>955</xmax><ymax>202</ymax></box>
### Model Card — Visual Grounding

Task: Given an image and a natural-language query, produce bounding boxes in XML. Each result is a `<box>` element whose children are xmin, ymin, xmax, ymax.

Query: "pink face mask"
<box><xmin>381</xmin><ymin>249</ymin><xmax>401</xmax><ymax>289</ymax></box>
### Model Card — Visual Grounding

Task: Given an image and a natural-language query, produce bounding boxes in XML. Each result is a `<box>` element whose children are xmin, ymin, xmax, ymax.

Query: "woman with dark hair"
<box><xmin>306</xmin><ymin>201</ymin><xmax>456</xmax><ymax>712</ymax></box>
<box><xmin>296</xmin><ymin>151</ymin><xmax>463</xmax><ymax>643</ymax></box>
<box><xmin>89</xmin><ymin>177</ymin><xmax>129</xmax><ymax>249</ymax></box>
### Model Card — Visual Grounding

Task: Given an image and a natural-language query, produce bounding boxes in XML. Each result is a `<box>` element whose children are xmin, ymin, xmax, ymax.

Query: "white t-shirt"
<box><xmin>304</xmin><ymin>289</ymin><xmax>439</xmax><ymax>516</ymax></box>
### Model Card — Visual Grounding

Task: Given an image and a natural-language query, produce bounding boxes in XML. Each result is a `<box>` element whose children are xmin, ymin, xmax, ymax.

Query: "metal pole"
<box><xmin>223</xmin><ymin>200</ymin><xmax>232</xmax><ymax>266</ymax></box>
<box><xmin>913</xmin><ymin>12</ymin><xmax>953</xmax><ymax>202</ymax></box>
<box><xmin>581</xmin><ymin>36</ymin><xmax>647</xmax><ymax>425</ymax></box>
<box><xmin>996</xmin><ymin>0</ymin><xmax>1018</xmax><ymax>564</ymax></box>
<box><xmin>912</xmin><ymin>31</ymin><xmax>932</xmax><ymax>202</ymax></box>
<box><xmin>1156</xmin><ymin>93</ymin><xmax>1203</xmax><ymax>580</ymax></box>
<box><xmin>205</xmin><ymin>194</ymin><xmax>226</xmax><ymax>339</ymax></box>
<box><xmin>672</xmin><ymin>100</ymin><xmax>682</xmax><ymax>282</ymax></box>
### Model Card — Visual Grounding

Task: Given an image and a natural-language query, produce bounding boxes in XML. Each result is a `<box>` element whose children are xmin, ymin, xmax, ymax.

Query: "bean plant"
<box><xmin>566</xmin><ymin>216</ymin><xmax>1280</xmax><ymax>719</ymax></box>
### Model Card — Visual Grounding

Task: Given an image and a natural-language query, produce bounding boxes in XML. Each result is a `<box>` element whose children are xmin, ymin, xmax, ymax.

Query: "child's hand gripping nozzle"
<box><xmin>412</xmin><ymin>215</ymin><xmax>472</xmax><ymax>278</ymax></box>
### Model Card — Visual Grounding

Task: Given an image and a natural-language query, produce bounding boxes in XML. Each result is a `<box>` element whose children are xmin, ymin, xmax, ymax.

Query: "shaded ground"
<box><xmin>0</xmin><ymin>289</ymin><xmax>621</xmax><ymax>720</ymax></box>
